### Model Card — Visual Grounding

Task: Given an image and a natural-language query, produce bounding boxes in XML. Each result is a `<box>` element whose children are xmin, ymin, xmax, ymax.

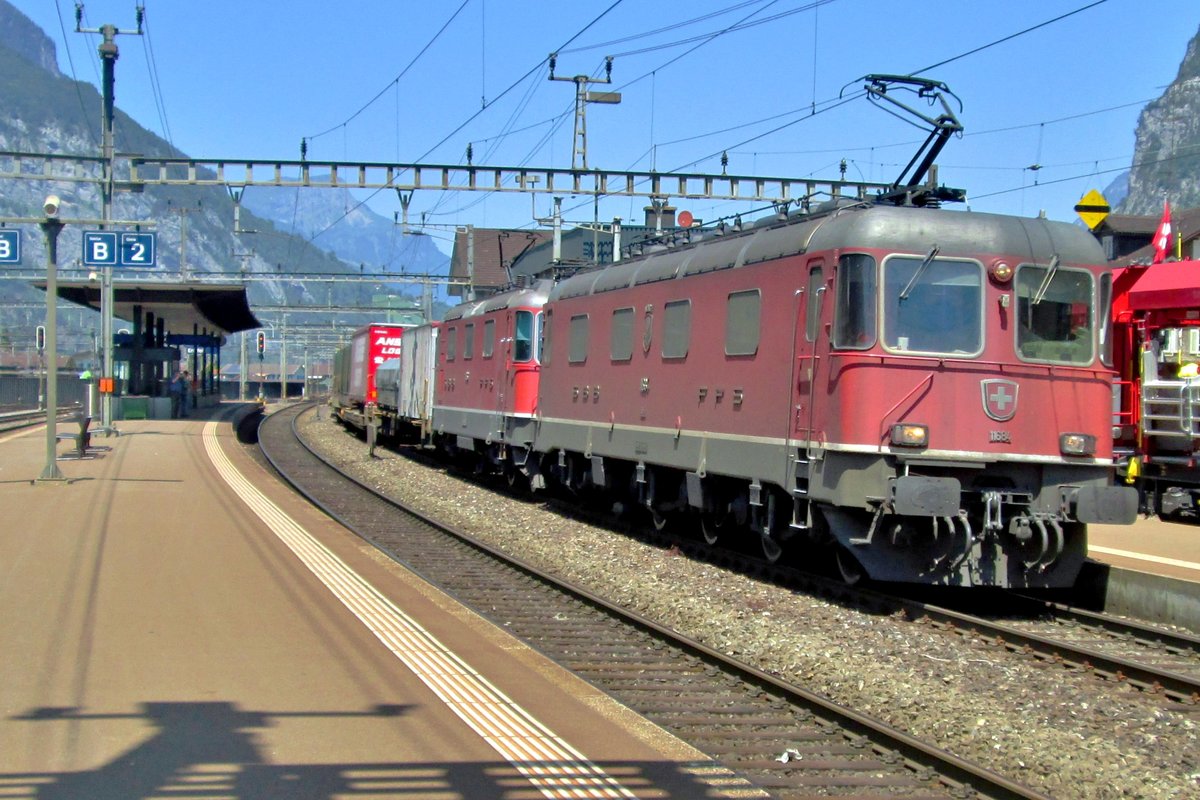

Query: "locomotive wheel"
<box><xmin>760</xmin><ymin>533</ymin><xmax>784</xmax><ymax>563</ymax></box>
<box><xmin>699</xmin><ymin>511</ymin><xmax>724</xmax><ymax>545</ymax></box>
<box><xmin>505</xmin><ymin>465</ymin><xmax>529</xmax><ymax>493</ymax></box>
<box><xmin>835</xmin><ymin>546</ymin><xmax>865</xmax><ymax>585</ymax></box>
<box><xmin>651</xmin><ymin>509</ymin><xmax>670</xmax><ymax>531</ymax></box>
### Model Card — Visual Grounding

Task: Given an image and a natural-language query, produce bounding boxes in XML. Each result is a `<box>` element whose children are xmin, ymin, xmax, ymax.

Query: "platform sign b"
<box><xmin>82</xmin><ymin>231</ymin><xmax>118</xmax><ymax>266</ymax></box>
<box><xmin>0</xmin><ymin>230</ymin><xmax>20</xmax><ymax>264</ymax></box>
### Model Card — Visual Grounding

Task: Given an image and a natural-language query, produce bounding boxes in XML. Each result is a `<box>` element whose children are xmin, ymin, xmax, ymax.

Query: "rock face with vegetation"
<box><xmin>1120</xmin><ymin>24</ymin><xmax>1200</xmax><ymax>214</ymax></box>
<box><xmin>0</xmin><ymin>0</ymin><xmax>447</xmax><ymax>355</ymax></box>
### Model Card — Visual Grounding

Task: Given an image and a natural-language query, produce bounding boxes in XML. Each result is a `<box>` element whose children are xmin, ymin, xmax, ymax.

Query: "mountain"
<box><xmin>1119</xmin><ymin>24</ymin><xmax>1200</xmax><ymax>214</ymax></box>
<box><xmin>240</xmin><ymin>183</ymin><xmax>448</xmax><ymax>279</ymax></box>
<box><xmin>0</xmin><ymin>0</ymin><xmax>447</xmax><ymax>356</ymax></box>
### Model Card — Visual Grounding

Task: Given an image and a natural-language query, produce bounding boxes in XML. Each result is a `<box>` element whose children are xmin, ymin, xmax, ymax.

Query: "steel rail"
<box><xmin>261</xmin><ymin>403</ymin><xmax>1052</xmax><ymax>800</ymax></box>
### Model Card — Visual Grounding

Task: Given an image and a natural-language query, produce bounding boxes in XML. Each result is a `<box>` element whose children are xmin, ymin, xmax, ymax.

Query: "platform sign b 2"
<box><xmin>0</xmin><ymin>230</ymin><xmax>19</xmax><ymax>264</ymax></box>
<box><xmin>83</xmin><ymin>230</ymin><xmax>157</xmax><ymax>268</ymax></box>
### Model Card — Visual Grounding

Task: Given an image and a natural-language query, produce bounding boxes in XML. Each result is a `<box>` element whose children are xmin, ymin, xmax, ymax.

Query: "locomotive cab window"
<box><xmin>833</xmin><ymin>254</ymin><xmax>876</xmax><ymax>349</ymax></box>
<box><xmin>1099</xmin><ymin>272</ymin><xmax>1113</xmax><ymax>368</ymax></box>
<box><xmin>882</xmin><ymin>255</ymin><xmax>982</xmax><ymax>356</ymax></box>
<box><xmin>725</xmin><ymin>290</ymin><xmax>760</xmax><ymax>356</ymax></box>
<box><xmin>1015</xmin><ymin>263</ymin><xmax>1094</xmax><ymax>365</ymax></box>
<box><xmin>611</xmin><ymin>307</ymin><xmax>634</xmax><ymax>361</ymax></box>
<box><xmin>513</xmin><ymin>310</ymin><xmax>535</xmax><ymax>363</ymax></box>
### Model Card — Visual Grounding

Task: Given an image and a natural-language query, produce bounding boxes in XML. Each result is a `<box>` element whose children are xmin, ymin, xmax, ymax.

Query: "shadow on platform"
<box><xmin>4</xmin><ymin>701</ymin><xmax>723</xmax><ymax>799</ymax></box>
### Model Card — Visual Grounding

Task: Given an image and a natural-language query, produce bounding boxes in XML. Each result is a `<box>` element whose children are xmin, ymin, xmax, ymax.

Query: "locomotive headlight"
<box><xmin>891</xmin><ymin>423</ymin><xmax>929</xmax><ymax>447</ymax></box>
<box><xmin>1060</xmin><ymin>433</ymin><xmax>1096</xmax><ymax>456</ymax></box>
<box><xmin>988</xmin><ymin>259</ymin><xmax>1014</xmax><ymax>284</ymax></box>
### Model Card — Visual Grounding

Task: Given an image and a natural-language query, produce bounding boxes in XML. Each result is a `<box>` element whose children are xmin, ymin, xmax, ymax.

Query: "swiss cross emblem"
<box><xmin>981</xmin><ymin>379</ymin><xmax>1018</xmax><ymax>422</ymax></box>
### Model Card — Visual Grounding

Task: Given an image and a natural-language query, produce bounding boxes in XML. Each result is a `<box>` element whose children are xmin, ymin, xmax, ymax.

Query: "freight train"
<box><xmin>1111</xmin><ymin>257</ymin><xmax>1200</xmax><ymax>519</ymax></box>
<box><xmin>332</xmin><ymin>201</ymin><xmax>1138</xmax><ymax>588</ymax></box>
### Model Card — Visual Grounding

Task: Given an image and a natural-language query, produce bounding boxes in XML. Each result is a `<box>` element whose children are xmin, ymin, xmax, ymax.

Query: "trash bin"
<box><xmin>121</xmin><ymin>396</ymin><xmax>150</xmax><ymax>420</ymax></box>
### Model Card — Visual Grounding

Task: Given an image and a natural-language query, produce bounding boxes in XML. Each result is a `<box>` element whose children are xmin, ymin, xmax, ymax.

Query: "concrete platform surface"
<box><xmin>0</xmin><ymin>405</ymin><xmax>750</xmax><ymax>799</ymax></box>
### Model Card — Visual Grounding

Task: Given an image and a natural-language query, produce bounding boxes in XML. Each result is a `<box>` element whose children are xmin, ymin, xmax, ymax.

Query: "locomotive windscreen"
<box><xmin>882</xmin><ymin>256</ymin><xmax>983</xmax><ymax>355</ymax></box>
<box><xmin>1015</xmin><ymin>264</ymin><xmax>1094</xmax><ymax>365</ymax></box>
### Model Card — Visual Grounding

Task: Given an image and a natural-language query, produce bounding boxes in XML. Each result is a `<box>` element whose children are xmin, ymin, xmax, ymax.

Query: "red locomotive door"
<box><xmin>504</xmin><ymin>309</ymin><xmax>539</xmax><ymax>433</ymax></box>
<box><xmin>791</xmin><ymin>262</ymin><xmax>827</xmax><ymax>447</ymax></box>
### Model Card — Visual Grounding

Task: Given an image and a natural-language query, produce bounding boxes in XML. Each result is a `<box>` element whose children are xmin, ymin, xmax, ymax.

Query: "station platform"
<box><xmin>0</xmin><ymin>404</ymin><xmax>748</xmax><ymax>799</ymax></box>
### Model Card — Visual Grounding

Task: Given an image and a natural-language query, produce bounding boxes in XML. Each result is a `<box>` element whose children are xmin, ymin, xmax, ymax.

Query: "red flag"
<box><xmin>1152</xmin><ymin>201</ymin><xmax>1172</xmax><ymax>264</ymax></box>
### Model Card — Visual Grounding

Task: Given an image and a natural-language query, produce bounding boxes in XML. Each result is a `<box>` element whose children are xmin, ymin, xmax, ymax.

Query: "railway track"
<box><xmin>0</xmin><ymin>405</ymin><xmax>82</xmax><ymax>434</ymax></box>
<box><xmin>929</xmin><ymin>597</ymin><xmax>1200</xmax><ymax>705</ymax></box>
<box><xmin>321</xmin><ymin>405</ymin><xmax>1200</xmax><ymax>709</ymax></box>
<box><xmin>259</xmin><ymin>402</ymin><xmax>1054</xmax><ymax>800</ymax></box>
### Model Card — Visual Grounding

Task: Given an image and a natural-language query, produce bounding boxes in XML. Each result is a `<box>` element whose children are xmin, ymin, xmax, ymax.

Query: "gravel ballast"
<box><xmin>298</xmin><ymin>410</ymin><xmax>1198</xmax><ymax>799</ymax></box>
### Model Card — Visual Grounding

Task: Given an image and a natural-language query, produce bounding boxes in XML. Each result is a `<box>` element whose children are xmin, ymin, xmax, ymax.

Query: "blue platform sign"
<box><xmin>120</xmin><ymin>232</ymin><xmax>156</xmax><ymax>268</ymax></box>
<box><xmin>0</xmin><ymin>230</ymin><xmax>19</xmax><ymax>264</ymax></box>
<box><xmin>82</xmin><ymin>231</ymin><xmax>118</xmax><ymax>266</ymax></box>
<box><xmin>83</xmin><ymin>230</ymin><xmax>157</xmax><ymax>268</ymax></box>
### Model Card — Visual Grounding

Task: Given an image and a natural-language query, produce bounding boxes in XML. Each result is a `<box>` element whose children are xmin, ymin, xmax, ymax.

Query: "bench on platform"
<box><xmin>56</xmin><ymin>412</ymin><xmax>112</xmax><ymax>460</ymax></box>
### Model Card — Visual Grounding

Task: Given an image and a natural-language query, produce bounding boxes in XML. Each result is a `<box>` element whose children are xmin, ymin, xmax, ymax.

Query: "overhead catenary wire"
<box><xmin>51</xmin><ymin>0</ymin><xmax>99</xmax><ymax>147</ymax></box>
<box><xmin>558</xmin><ymin>0</ymin><xmax>1119</xmax><ymax>225</ymax></box>
<box><xmin>138</xmin><ymin>3</ymin><xmax>174</xmax><ymax>149</ymax></box>
<box><xmin>304</xmin><ymin>0</ymin><xmax>628</xmax><ymax>245</ymax></box>
<box><xmin>304</xmin><ymin>0</ymin><xmax>471</xmax><ymax>144</ymax></box>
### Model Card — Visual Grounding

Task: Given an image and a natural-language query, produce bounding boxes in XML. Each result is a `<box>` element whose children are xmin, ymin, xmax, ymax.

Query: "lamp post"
<box><xmin>38</xmin><ymin>194</ymin><xmax>66</xmax><ymax>481</ymax></box>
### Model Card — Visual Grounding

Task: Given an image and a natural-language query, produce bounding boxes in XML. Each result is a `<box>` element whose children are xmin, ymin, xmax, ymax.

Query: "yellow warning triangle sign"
<box><xmin>1074</xmin><ymin>189</ymin><xmax>1110</xmax><ymax>231</ymax></box>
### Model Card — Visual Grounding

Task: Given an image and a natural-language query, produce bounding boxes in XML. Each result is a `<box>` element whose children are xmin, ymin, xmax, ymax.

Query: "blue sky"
<box><xmin>13</xmin><ymin>0</ymin><xmax>1200</xmax><ymax>255</ymax></box>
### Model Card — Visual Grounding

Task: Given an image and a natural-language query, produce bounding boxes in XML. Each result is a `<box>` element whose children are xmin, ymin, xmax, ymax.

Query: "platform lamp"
<box><xmin>38</xmin><ymin>194</ymin><xmax>66</xmax><ymax>482</ymax></box>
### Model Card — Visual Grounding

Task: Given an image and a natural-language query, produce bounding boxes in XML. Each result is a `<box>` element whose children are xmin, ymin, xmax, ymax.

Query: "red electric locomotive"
<box><xmin>431</xmin><ymin>281</ymin><xmax>550</xmax><ymax>486</ymax></box>
<box><xmin>534</xmin><ymin>202</ymin><xmax>1137</xmax><ymax>588</ymax></box>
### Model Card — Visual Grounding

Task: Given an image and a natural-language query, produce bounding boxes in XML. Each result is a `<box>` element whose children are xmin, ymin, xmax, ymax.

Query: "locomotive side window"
<box><xmin>483</xmin><ymin>319</ymin><xmax>495</xmax><ymax>358</ymax></box>
<box><xmin>569</xmin><ymin>314</ymin><xmax>589</xmax><ymax>364</ymax></box>
<box><xmin>1099</xmin><ymin>273</ymin><xmax>1113</xmax><ymax>368</ymax></box>
<box><xmin>663</xmin><ymin>299</ymin><xmax>691</xmax><ymax>359</ymax></box>
<box><xmin>725</xmin><ymin>290</ymin><xmax>761</xmax><ymax>356</ymax></box>
<box><xmin>445</xmin><ymin>326</ymin><xmax>457</xmax><ymax>361</ymax></box>
<box><xmin>1015</xmin><ymin>264</ymin><xmax>1094</xmax><ymax>365</ymax></box>
<box><xmin>513</xmin><ymin>310</ymin><xmax>535</xmax><ymax>363</ymax></box>
<box><xmin>463</xmin><ymin>322</ymin><xmax>475</xmax><ymax>360</ymax></box>
<box><xmin>611</xmin><ymin>307</ymin><xmax>635</xmax><ymax>361</ymax></box>
<box><xmin>832</xmin><ymin>254</ymin><xmax>876</xmax><ymax>349</ymax></box>
<box><xmin>805</xmin><ymin>266</ymin><xmax>824</xmax><ymax>343</ymax></box>
<box><xmin>882</xmin><ymin>255</ymin><xmax>981</xmax><ymax>355</ymax></box>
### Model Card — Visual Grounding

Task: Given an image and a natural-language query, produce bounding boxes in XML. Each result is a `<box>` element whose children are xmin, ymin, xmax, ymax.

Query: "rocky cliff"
<box><xmin>0</xmin><ymin>0</ymin><xmax>447</xmax><ymax>353</ymax></box>
<box><xmin>1120</xmin><ymin>24</ymin><xmax>1200</xmax><ymax>214</ymax></box>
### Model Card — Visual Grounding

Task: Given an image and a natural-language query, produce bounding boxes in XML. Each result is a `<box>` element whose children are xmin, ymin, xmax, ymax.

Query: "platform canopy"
<box><xmin>34</xmin><ymin>280</ymin><xmax>261</xmax><ymax>337</ymax></box>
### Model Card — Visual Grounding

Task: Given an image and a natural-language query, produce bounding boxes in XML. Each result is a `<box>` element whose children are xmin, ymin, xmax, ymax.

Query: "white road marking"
<box><xmin>1089</xmin><ymin>545</ymin><xmax>1200</xmax><ymax>574</ymax></box>
<box><xmin>202</xmin><ymin>421</ymin><xmax>638</xmax><ymax>799</ymax></box>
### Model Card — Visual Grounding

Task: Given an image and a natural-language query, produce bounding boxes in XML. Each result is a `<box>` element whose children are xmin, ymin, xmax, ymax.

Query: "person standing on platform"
<box><xmin>179</xmin><ymin>370</ymin><xmax>190</xmax><ymax>418</ymax></box>
<box><xmin>169</xmin><ymin>369</ymin><xmax>184</xmax><ymax>419</ymax></box>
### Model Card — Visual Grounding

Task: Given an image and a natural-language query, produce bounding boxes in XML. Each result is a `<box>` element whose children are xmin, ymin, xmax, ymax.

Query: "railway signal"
<box><xmin>256</xmin><ymin>331</ymin><xmax>266</xmax><ymax>356</ymax></box>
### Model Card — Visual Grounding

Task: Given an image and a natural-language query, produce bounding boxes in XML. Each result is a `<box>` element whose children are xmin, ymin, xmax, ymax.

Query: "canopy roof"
<box><xmin>35</xmin><ymin>280</ymin><xmax>260</xmax><ymax>337</ymax></box>
<box><xmin>1113</xmin><ymin>260</ymin><xmax>1200</xmax><ymax>312</ymax></box>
